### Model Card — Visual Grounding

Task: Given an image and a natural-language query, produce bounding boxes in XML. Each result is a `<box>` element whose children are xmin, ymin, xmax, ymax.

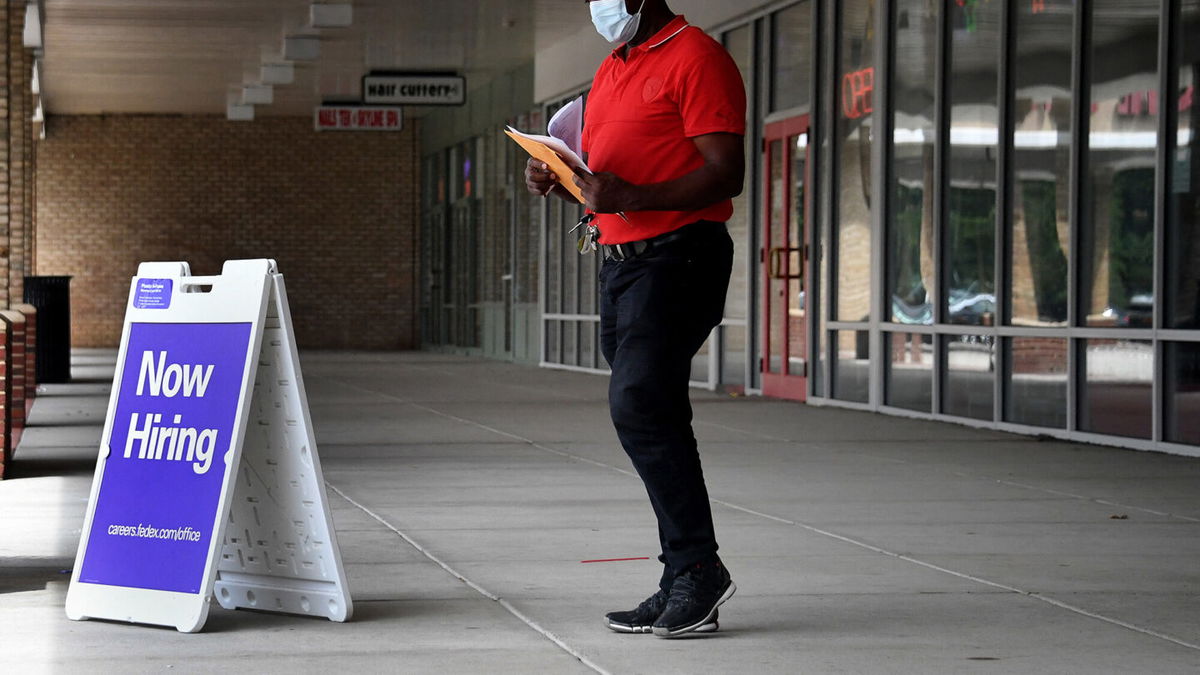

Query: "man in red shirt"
<box><xmin>525</xmin><ymin>0</ymin><xmax>745</xmax><ymax>638</ymax></box>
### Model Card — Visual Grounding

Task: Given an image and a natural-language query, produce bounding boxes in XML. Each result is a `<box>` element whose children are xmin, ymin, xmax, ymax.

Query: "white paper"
<box><xmin>505</xmin><ymin>125</ymin><xmax>590</xmax><ymax>175</ymax></box>
<box><xmin>547</xmin><ymin>96</ymin><xmax>584</xmax><ymax>160</ymax></box>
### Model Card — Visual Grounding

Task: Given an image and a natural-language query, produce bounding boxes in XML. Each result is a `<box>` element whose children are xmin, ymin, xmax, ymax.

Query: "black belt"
<box><xmin>600</xmin><ymin>220</ymin><xmax>724</xmax><ymax>261</ymax></box>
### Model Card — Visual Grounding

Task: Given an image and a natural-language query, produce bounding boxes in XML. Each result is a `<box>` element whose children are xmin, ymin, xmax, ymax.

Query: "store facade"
<box><xmin>419</xmin><ymin>0</ymin><xmax>1200</xmax><ymax>456</ymax></box>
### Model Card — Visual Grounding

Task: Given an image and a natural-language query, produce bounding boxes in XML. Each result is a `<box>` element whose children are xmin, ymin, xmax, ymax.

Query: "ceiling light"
<box><xmin>226</xmin><ymin>92</ymin><xmax>254</xmax><ymax>121</ymax></box>
<box><xmin>226</xmin><ymin>104</ymin><xmax>254</xmax><ymax>121</ymax></box>
<box><xmin>261</xmin><ymin>63</ymin><xmax>294</xmax><ymax>86</ymax></box>
<box><xmin>23</xmin><ymin>2</ymin><xmax>40</xmax><ymax>49</ymax></box>
<box><xmin>310</xmin><ymin>3</ymin><xmax>353</xmax><ymax>28</ymax></box>
<box><xmin>242</xmin><ymin>84</ymin><xmax>274</xmax><ymax>105</ymax></box>
<box><xmin>283</xmin><ymin>35</ymin><xmax>320</xmax><ymax>61</ymax></box>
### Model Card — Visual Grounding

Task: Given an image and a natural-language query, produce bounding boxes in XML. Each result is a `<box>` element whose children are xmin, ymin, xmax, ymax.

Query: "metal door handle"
<box><xmin>769</xmin><ymin>246</ymin><xmax>805</xmax><ymax>281</ymax></box>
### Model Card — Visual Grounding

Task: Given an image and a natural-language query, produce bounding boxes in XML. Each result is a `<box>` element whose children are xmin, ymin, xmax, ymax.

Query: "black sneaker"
<box><xmin>651</xmin><ymin>561</ymin><xmax>735</xmax><ymax>638</ymax></box>
<box><xmin>605</xmin><ymin>589</ymin><xmax>719</xmax><ymax>634</ymax></box>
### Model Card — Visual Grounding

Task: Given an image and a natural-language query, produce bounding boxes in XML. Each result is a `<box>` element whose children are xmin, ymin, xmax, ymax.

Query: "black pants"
<box><xmin>598</xmin><ymin>220</ymin><xmax>734</xmax><ymax>591</ymax></box>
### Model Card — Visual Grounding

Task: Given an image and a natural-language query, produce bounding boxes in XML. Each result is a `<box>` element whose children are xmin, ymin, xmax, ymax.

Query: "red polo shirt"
<box><xmin>581</xmin><ymin>15</ymin><xmax>746</xmax><ymax>244</ymax></box>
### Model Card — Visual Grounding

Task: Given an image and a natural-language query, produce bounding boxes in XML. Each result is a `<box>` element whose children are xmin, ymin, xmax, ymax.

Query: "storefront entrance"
<box><xmin>760</xmin><ymin>115</ymin><xmax>811</xmax><ymax>401</ymax></box>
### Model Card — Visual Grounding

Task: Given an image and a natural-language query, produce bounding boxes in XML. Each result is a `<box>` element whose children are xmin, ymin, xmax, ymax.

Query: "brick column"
<box><xmin>0</xmin><ymin>0</ymin><xmax>10</xmax><ymax>305</ymax></box>
<box><xmin>7</xmin><ymin>0</ymin><xmax>24</xmax><ymax>305</ymax></box>
<box><xmin>1</xmin><ymin>309</ymin><xmax>24</xmax><ymax>433</ymax></box>
<box><xmin>13</xmin><ymin>300</ymin><xmax>32</xmax><ymax>396</ymax></box>
<box><xmin>0</xmin><ymin>314</ymin><xmax>10</xmax><ymax>478</ymax></box>
<box><xmin>0</xmin><ymin>309</ymin><xmax>21</xmax><ymax>474</ymax></box>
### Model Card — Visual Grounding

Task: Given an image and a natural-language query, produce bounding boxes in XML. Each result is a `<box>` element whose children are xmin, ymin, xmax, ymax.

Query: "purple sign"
<box><xmin>133</xmin><ymin>279</ymin><xmax>173</xmax><ymax>310</ymax></box>
<box><xmin>79</xmin><ymin>322</ymin><xmax>253</xmax><ymax>593</ymax></box>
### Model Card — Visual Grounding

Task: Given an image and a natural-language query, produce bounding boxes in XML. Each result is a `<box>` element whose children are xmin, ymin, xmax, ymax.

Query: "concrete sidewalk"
<box><xmin>2</xmin><ymin>349</ymin><xmax>1199</xmax><ymax>674</ymax></box>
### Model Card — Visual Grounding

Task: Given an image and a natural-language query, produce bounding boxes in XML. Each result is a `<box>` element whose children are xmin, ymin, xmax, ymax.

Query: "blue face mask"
<box><xmin>590</xmin><ymin>0</ymin><xmax>647</xmax><ymax>44</ymax></box>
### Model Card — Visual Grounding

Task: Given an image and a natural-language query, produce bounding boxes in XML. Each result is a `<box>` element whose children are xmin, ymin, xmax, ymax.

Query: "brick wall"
<box><xmin>35</xmin><ymin>115</ymin><xmax>420</xmax><ymax>349</ymax></box>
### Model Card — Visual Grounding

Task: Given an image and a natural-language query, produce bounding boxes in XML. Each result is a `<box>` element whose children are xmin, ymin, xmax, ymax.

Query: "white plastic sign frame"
<box><xmin>65</xmin><ymin>259</ymin><xmax>352</xmax><ymax>632</ymax></box>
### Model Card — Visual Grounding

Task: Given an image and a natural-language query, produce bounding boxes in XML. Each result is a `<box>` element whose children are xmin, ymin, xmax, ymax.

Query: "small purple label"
<box><xmin>134</xmin><ymin>278</ymin><xmax>172</xmax><ymax>309</ymax></box>
<box><xmin>79</xmin><ymin>322</ymin><xmax>253</xmax><ymax>593</ymax></box>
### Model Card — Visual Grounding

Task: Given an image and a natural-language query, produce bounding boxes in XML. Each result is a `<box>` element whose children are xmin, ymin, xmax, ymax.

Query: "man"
<box><xmin>524</xmin><ymin>0</ymin><xmax>745</xmax><ymax>638</ymax></box>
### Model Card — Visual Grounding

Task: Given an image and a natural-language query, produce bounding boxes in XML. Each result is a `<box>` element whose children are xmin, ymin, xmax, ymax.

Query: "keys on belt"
<box><xmin>570</xmin><ymin>212</ymin><xmax>599</xmax><ymax>255</ymax></box>
<box><xmin>573</xmin><ymin>216</ymin><xmax>721</xmax><ymax>261</ymax></box>
<box><xmin>571</xmin><ymin>212</ymin><xmax>648</xmax><ymax>259</ymax></box>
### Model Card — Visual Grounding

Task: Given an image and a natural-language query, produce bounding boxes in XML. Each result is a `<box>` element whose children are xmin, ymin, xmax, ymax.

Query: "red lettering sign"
<box><xmin>842</xmin><ymin>67</ymin><xmax>875</xmax><ymax>120</ymax></box>
<box><xmin>314</xmin><ymin>106</ymin><xmax>404</xmax><ymax>131</ymax></box>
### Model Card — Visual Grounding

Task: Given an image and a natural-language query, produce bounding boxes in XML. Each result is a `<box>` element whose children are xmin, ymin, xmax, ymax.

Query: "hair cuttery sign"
<box><xmin>314</xmin><ymin>105</ymin><xmax>403</xmax><ymax>132</ymax></box>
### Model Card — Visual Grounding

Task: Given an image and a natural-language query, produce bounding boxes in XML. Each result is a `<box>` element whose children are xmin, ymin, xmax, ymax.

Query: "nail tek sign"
<box><xmin>315</xmin><ymin>106</ymin><xmax>403</xmax><ymax>132</ymax></box>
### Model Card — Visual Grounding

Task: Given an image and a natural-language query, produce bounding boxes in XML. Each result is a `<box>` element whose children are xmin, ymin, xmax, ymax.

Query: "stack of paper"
<box><xmin>504</xmin><ymin>96</ymin><xmax>589</xmax><ymax>203</ymax></box>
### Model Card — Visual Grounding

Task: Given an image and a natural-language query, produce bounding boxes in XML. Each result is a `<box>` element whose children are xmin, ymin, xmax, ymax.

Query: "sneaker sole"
<box><xmin>605</xmin><ymin>618</ymin><xmax>719</xmax><ymax>634</ymax></box>
<box><xmin>651</xmin><ymin>581</ymin><xmax>736</xmax><ymax>638</ymax></box>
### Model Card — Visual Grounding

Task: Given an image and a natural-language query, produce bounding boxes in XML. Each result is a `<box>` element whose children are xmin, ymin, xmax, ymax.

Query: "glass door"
<box><xmin>761</xmin><ymin>115</ymin><xmax>811</xmax><ymax>401</ymax></box>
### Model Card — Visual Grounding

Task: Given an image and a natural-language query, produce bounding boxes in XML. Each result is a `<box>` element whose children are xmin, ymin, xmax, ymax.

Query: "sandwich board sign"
<box><xmin>65</xmin><ymin>259</ymin><xmax>353</xmax><ymax>632</ymax></box>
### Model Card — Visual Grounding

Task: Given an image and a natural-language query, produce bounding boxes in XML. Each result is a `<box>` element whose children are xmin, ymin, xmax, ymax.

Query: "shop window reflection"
<box><xmin>1166</xmin><ymin>342</ymin><xmax>1200</xmax><ymax>445</ymax></box>
<box><xmin>1167</xmin><ymin>1</ymin><xmax>1200</xmax><ymax>328</ymax></box>
<box><xmin>888</xmin><ymin>0</ymin><xmax>936</xmax><ymax>326</ymax></box>
<box><xmin>1079</xmin><ymin>339</ymin><xmax>1153</xmax><ymax>439</ymax></box>
<box><xmin>945</xmin><ymin>0</ymin><xmax>1000</xmax><ymax>326</ymax></box>
<box><xmin>833</xmin><ymin>330</ymin><xmax>870</xmax><ymax>403</ymax></box>
<box><xmin>1010</xmin><ymin>1</ymin><xmax>1071</xmax><ymax>326</ymax></box>
<box><xmin>721</xmin><ymin>325</ymin><xmax>748</xmax><ymax>389</ymax></box>
<box><xmin>1005</xmin><ymin>337</ymin><xmax>1067</xmax><ymax>429</ymax></box>
<box><xmin>943</xmin><ymin>334</ymin><xmax>995</xmax><ymax>421</ymax></box>
<box><xmin>1081</xmin><ymin>1</ymin><xmax>1159</xmax><ymax>327</ymax></box>
<box><xmin>835</xmin><ymin>0</ymin><xmax>875</xmax><ymax>323</ymax></box>
<box><xmin>722</xmin><ymin>24</ymin><xmax>754</xmax><ymax>389</ymax></box>
<box><xmin>771</xmin><ymin>2</ymin><xmax>812</xmax><ymax>114</ymax></box>
<box><xmin>886</xmin><ymin>332</ymin><xmax>932</xmax><ymax>412</ymax></box>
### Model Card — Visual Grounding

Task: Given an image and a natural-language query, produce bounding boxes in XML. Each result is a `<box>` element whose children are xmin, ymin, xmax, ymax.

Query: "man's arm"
<box><xmin>571</xmin><ymin>132</ymin><xmax>744</xmax><ymax>214</ymax></box>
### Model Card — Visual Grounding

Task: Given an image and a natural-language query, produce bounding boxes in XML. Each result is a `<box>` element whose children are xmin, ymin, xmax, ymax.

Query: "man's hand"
<box><xmin>572</xmin><ymin>170</ymin><xmax>641</xmax><ymax>214</ymax></box>
<box><xmin>525</xmin><ymin>158</ymin><xmax>563</xmax><ymax>198</ymax></box>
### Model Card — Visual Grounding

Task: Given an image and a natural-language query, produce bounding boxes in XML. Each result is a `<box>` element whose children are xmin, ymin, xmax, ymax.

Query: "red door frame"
<box><xmin>761</xmin><ymin>115</ymin><xmax>811</xmax><ymax>402</ymax></box>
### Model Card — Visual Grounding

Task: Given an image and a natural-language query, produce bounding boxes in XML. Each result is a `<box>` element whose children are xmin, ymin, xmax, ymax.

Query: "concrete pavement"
<box><xmin>2</xmin><ymin>349</ymin><xmax>1199</xmax><ymax>673</ymax></box>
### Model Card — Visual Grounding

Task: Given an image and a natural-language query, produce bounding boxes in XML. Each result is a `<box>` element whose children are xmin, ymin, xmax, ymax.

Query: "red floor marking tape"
<box><xmin>580</xmin><ymin>557</ymin><xmax>651</xmax><ymax>563</ymax></box>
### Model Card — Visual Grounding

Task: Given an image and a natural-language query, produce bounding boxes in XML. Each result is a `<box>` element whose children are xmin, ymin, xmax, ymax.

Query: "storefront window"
<box><xmin>944</xmin><ymin>334</ymin><xmax>994</xmax><ymax>420</ymax></box>
<box><xmin>772</xmin><ymin>2</ymin><xmax>813</xmax><ymax>114</ymax></box>
<box><xmin>888</xmin><ymin>0</ymin><xmax>937</xmax><ymax>326</ymax></box>
<box><xmin>722</xmin><ymin>23</ymin><xmax>756</xmax><ymax>388</ymax></box>
<box><xmin>1009</xmin><ymin>1</ymin><xmax>1072</xmax><ymax>327</ymax></box>
<box><xmin>1165</xmin><ymin>342</ymin><xmax>1200</xmax><ymax>445</ymax></box>
<box><xmin>834</xmin><ymin>0</ymin><xmax>875</xmax><ymax>324</ymax></box>
<box><xmin>833</xmin><ymin>329</ymin><xmax>870</xmax><ymax>402</ymax></box>
<box><xmin>1005</xmin><ymin>337</ymin><xmax>1067</xmax><ymax>429</ymax></box>
<box><xmin>945</xmin><ymin>1</ymin><xmax>1000</xmax><ymax>326</ymax></box>
<box><xmin>1167</xmin><ymin>1</ymin><xmax>1200</xmax><ymax>329</ymax></box>
<box><xmin>886</xmin><ymin>331</ymin><xmax>932</xmax><ymax>411</ymax></box>
<box><xmin>1079</xmin><ymin>339</ymin><xmax>1153</xmax><ymax>439</ymax></box>
<box><xmin>1081</xmin><ymin>1</ymin><xmax>1159</xmax><ymax>328</ymax></box>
